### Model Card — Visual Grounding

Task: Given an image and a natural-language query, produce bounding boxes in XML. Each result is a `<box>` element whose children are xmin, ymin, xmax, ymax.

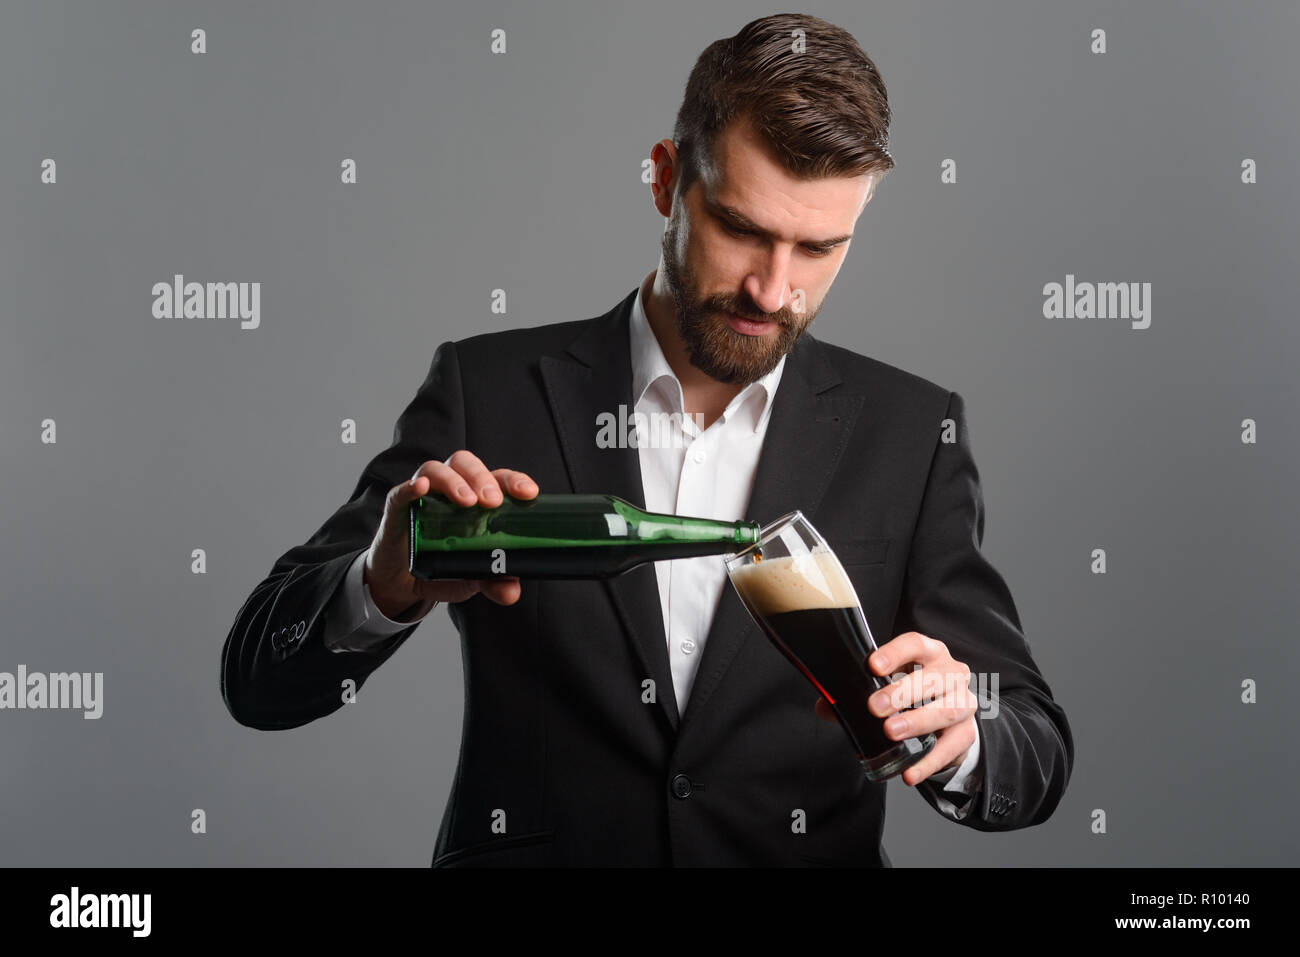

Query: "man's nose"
<box><xmin>743</xmin><ymin>253</ymin><xmax>792</xmax><ymax>316</ymax></box>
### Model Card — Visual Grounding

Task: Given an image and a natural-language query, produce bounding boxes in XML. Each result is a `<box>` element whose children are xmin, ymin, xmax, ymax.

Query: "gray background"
<box><xmin>1</xmin><ymin>0</ymin><xmax>1296</xmax><ymax>866</ymax></box>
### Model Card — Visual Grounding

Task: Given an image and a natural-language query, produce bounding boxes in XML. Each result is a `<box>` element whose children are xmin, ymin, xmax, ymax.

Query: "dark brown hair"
<box><xmin>671</xmin><ymin>13</ymin><xmax>893</xmax><ymax>197</ymax></box>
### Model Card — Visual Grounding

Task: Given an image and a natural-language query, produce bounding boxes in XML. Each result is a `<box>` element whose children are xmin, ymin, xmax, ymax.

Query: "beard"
<box><xmin>659</xmin><ymin>217</ymin><xmax>819</xmax><ymax>385</ymax></box>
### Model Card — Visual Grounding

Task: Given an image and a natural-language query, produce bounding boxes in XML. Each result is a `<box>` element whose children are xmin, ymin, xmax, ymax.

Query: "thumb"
<box><xmin>375</xmin><ymin>475</ymin><xmax>425</xmax><ymax>570</ymax></box>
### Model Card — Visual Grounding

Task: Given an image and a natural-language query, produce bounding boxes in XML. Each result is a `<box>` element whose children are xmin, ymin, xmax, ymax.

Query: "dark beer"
<box><xmin>730</xmin><ymin>548</ymin><xmax>933</xmax><ymax>773</ymax></box>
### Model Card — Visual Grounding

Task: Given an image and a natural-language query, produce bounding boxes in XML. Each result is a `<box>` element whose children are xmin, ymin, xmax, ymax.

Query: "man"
<box><xmin>222</xmin><ymin>13</ymin><xmax>1072</xmax><ymax>866</ymax></box>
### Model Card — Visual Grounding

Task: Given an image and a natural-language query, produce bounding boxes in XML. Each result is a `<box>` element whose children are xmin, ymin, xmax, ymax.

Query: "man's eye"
<box><xmin>723</xmin><ymin>219</ymin><xmax>833</xmax><ymax>256</ymax></box>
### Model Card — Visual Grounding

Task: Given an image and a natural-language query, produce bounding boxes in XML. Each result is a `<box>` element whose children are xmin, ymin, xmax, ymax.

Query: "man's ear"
<box><xmin>650</xmin><ymin>139</ymin><xmax>679</xmax><ymax>217</ymax></box>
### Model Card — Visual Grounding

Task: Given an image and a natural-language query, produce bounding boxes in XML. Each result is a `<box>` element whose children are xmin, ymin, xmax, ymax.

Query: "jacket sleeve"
<box><xmin>221</xmin><ymin>340</ymin><xmax>467</xmax><ymax>730</ymax></box>
<box><xmin>895</xmin><ymin>389</ymin><xmax>1074</xmax><ymax>830</ymax></box>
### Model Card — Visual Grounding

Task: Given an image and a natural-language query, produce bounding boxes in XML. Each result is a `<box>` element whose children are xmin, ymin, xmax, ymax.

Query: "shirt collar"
<box><xmin>628</xmin><ymin>273</ymin><xmax>786</xmax><ymax>435</ymax></box>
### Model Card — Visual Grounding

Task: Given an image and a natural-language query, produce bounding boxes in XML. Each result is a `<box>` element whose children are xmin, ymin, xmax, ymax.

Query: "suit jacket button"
<box><xmin>670</xmin><ymin>773</ymin><xmax>693</xmax><ymax>800</ymax></box>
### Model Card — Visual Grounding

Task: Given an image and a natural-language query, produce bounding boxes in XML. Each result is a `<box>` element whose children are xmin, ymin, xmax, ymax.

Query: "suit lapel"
<box><xmin>539</xmin><ymin>287</ymin><xmax>866</xmax><ymax>737</ymax></box>
<box><xmin>540</xmin><ymin>289</ymin><xmax>680</xmax><ymax>728</ymax></box>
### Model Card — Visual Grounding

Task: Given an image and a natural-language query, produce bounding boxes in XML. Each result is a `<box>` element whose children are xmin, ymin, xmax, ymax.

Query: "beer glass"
<box><xmin>724</xmin><ymin>510</ymin><xmax>936</xmax><ymax>781</ymax></box>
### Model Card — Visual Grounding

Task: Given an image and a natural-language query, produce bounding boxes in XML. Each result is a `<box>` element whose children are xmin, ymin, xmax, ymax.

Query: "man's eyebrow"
<box><xmin>706</xmin><ymin>196</ymin><xmax>853</xmax><ymax>247</ymax></box>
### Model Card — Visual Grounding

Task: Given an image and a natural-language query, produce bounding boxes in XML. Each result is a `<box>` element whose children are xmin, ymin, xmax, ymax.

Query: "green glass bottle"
<box><xmin>408</xmin><ymin>492</ymin><xmax>762</xmax><ymax>580</ymax></box>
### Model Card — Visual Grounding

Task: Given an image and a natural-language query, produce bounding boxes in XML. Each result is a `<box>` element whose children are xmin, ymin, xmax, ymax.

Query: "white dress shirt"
<box><xmin>322</xmin><ymin>274</ymin><xmax>982</xmax><ymax>818</ymax></box>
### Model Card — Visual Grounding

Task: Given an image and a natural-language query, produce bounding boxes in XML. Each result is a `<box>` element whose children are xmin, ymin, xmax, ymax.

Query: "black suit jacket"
<box><xmin>221</xmin><ymin>287</ymin><xmax>1073</xmax><ymax>866</ymax></box>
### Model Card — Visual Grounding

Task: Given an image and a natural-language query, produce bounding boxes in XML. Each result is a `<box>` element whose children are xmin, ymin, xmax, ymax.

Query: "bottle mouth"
<box><xmin>725</xmin><ymin>509</ymin><xmax>806</xmax><ymax>563</ymax></box>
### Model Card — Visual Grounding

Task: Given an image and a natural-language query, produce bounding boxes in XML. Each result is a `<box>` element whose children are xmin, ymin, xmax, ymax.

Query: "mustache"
<box><xmin>708</xmin><ymin>303</ymin><xmax>794</xmax><ymax>326</ymax></box>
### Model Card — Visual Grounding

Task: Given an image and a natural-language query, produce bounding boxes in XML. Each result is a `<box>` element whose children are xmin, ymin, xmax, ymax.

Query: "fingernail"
<box><xmin>885</xmin><ymin>716</ymin><xmax>907</xmax><ymax>736</ymax></box>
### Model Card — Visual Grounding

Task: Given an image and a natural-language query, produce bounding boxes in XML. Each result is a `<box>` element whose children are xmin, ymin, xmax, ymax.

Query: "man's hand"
<box><xmin>364</xmin><ymin>450</ymin><xmax>539</xmax><ymax>618</ymax></box>
<box><xmin>814</xmin><ymin>631</ymin><xmax>978</xmax><ymax>786</ymax></box>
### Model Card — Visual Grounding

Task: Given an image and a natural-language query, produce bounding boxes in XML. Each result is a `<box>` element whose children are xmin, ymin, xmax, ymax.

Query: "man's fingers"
<box><xmin>416</xmin><ymin>578</ymin><xmax>482</xmax><ymax>606</ymax></box>
<box><xmin>411</xmin><ymin>456</ymin><xmax>538</xmax><ymax>509</ymax></box>
<box><xmin>491</xmin><ymin>468</ymin><xmax>539</xmax><ymax>499</ymax></box>
<box><xmin>881</xmin><ymin>685</ymin><xmax>980</xmax><ymax>741</ymax></box>
<box><xmin>869</xmin><ymin>667</ymin><xmax>938</xmax><ymax>717</ymax></box>
<box><xmin>382</xmin><ymin>476</ymin><xmax>425</xmax><ymax>544</ymax></box>
<box><xmin>898</xmin><ymin>717</ymin><xmax>978</xmax><ymax>787</ymax></box>
<box><xmin>446</xmin><ymin>450</ymin><xmax>502</xmax><ymax>507</ymax></box>
<box><xmin>478</xmin><ymin>577</ymin><xmax>522</xmax><ymax>605</ymax></box>
<box><xmin>412</xmin><ymin>461</ymin><xmax>479</xmax><ymax>506</ymax></box>
<box><xmin>868</xmin><ymin>632</ymin><xmax>941</xmax><ymax>676</ymax></box>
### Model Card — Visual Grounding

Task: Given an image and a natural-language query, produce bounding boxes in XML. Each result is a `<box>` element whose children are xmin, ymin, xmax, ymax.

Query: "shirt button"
<box><xmin>680</xmin><ymin>638</ymin><xmax>696</xmax><ymax>655</ymax></box>
<box><xmin>692</xmin><ymin>448</ymin><xmax>706</xmax><ymax>464</ymax></box>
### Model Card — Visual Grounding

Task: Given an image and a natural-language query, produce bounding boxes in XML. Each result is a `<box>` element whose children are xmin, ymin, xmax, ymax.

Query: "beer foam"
<box><xmin>729</xmin><ymin>547</ymin><xmax>860</xmax><ymax>615</ymax></box>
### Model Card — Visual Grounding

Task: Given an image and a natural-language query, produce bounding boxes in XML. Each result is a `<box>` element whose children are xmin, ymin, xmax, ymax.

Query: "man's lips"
<box><xmin>722</xmin><ymin>311</ymin><xmax>778</xmax><ymax>336</ymax></box>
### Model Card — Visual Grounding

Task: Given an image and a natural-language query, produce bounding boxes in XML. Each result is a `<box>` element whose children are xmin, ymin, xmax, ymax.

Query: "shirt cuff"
<box><xmin>929</xmin><ymin>718</ymin><xmax>982</xmax><ymax>793</ymax></box>
<box><xmin>322</xmin><ymin>551</ymin><xmax>438</xmax><ymax>654</ymax></box>
<box><xmin>919</xmin><ymin>720</ymin><xmax>982</xmax><ymax>821</ymax></box>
